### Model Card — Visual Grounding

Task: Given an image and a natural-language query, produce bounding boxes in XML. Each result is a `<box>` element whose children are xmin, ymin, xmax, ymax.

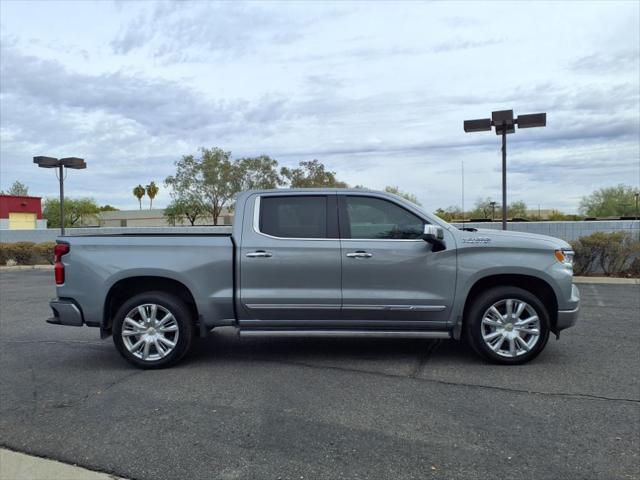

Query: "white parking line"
<box><xmin>589</xmin><ymin>284</ymin><xmax>605</xmax><ymax>307</ymax></box>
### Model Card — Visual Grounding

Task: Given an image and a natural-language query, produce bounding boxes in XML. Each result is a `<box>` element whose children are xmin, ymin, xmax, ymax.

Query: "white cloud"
<box><xmin>0</xmin><ymin>0</ymin><xmax>638</xmax><ymax>212</ymax></box>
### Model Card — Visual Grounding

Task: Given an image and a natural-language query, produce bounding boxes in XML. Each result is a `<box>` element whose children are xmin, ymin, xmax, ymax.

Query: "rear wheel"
<box><xmin>112</xmin><ymin>291</ymin><xmax>194</xmax><ymax>369</ymax></box>
<box><xmin>465</xmin><ymin>286</ymin><xmax>550</xmax><ymax>365</ymax></box>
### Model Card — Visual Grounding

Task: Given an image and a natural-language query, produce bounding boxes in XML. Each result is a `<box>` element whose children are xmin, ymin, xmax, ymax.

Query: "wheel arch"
<box><xmin>460</xmin><ymin>273</ymin><xmax>558</xmax><ymax>336</ymax></box>
<box><xmin>102</xmin><ymin>276</ymin><xmax>199</xmax><ymax>337</ymax></box>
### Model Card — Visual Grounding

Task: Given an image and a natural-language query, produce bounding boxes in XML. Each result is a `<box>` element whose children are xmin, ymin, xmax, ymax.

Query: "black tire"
<box><xmin>112</xmin><ymin>291</ymin><xmax>194</xmax><ymax>369</ymax></box>
<box><xmin>464</xmin><ymin>286</ymin><xmax>550</xmax><ymax>365</ymax></box>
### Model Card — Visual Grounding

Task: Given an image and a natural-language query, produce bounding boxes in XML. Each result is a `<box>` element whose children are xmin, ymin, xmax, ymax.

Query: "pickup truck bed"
<box><xmin>50</xmin><ymin>234</ymin><xmax>235</xmax><ymax>334</ymax></box>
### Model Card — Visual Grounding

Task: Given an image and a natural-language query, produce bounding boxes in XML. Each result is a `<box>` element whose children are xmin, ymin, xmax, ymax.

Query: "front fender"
<box><xmin>450</xmin><ymin>247</ymin><xmax>564</xmax><ymax>338</ymax></box>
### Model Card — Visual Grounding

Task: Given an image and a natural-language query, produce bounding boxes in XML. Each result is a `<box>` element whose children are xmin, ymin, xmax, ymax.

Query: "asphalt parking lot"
<box><xmin>0</xmin><ymin>270</ymin><xmax>638</xmax><ymax>480</ymax></box>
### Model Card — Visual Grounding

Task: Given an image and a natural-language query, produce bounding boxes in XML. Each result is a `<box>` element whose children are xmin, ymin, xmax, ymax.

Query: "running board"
<box><xmin>238</xmin><ymin>330</ymin><xmax>451</xmax><ymax>339</ymax></box>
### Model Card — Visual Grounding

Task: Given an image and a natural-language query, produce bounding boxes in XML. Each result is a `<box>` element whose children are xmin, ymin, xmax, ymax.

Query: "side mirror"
<box><xmin>422</xmin><ymin>224</ymin><xmax>446</xmax><ymax>251</ymax></box>
<box><xmin>422</xmin><ymin>224</ymin><xmax>444</xmax><ymax>242</ymax></box>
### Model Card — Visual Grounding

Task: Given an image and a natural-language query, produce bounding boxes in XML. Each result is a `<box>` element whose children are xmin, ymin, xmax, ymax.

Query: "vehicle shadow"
<box><xmin>184</xmin><ymin>327</ymin><xmax>480</xmax><ymax>367</ymax></box>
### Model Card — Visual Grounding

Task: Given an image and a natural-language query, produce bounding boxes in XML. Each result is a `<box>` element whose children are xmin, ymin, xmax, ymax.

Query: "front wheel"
<box><xmin>465</xmin><ymin>286</ymin><xmax>550</xmax><ymax>365</ymax></box>
<box><xmin>112</xmin><ymin>291</ymin><xmax>194</xmax><ymax>369</ymax></box>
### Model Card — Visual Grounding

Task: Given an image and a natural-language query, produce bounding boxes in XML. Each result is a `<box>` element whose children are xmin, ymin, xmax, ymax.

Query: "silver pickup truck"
<box><xmin>48</xmin><ymin>189</ymin><xmax>580</xmax><ymax>368</ymax></box>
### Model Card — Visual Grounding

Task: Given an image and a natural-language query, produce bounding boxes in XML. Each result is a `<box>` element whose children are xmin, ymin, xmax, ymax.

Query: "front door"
<box><xmin>339</xmin><ymin>194</ymin><xmax>456</xmax><ymax>327</ymax></box>
<box><xmin>239</xmin><ymin>193</ymin><xmax>342</xmax><ymax>326</ymax></box>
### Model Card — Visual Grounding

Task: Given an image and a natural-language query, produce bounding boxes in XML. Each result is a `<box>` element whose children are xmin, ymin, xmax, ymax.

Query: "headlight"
<box><xmin>555</xmin><ymin>249</ymin><xmax>574</xmax><ymax>266</ymax></box>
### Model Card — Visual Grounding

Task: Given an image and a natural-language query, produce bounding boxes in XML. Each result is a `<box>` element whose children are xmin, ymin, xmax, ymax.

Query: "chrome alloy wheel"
<box><xmin>481</xmin><ymin>299</ymin><xmax>541</xmax><ymax>358</ymax></box>
<box><xmin>121</xmin><ymin>304</ymin><xmax>179</xmax><ymax>361</ymax></box>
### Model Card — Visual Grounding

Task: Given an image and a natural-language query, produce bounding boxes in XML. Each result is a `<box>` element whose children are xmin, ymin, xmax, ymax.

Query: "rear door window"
<box><xmin>259</xmin><ymin>196</ymin><xmax>328</xmax><ymax>239</ymax></box>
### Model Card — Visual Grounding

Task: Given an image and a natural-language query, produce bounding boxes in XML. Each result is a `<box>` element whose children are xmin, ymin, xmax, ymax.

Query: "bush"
<box><xmin>2</xmin><ymin>241</ymin><xmax>36</xmax><ymax>265</ymax></box>
<box><xmin>625</xmin><ymin>258</ymin><xmax>640</xmax><ymax>278</ymax></box>
<box><xmin>0</xmin><ymin>242</ymin><xmax>56</xmax><ymax>266</ymax></box>
<box><xmin>571</xmin><ymin>232</ymin><xmax>639</xmax><ymax>277</ymax></box>
<box><xmin>34</xmin><ymin>242</ymin><xmax>56</xmax><ymax>265</ymax></box>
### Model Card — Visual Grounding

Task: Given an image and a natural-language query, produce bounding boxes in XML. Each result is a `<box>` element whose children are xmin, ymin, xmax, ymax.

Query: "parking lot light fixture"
<box><xmin>33</xmin><ymin>156</ymin><xmax>87</xmax><ymax>235</ymax></box>
<box><xmin>463</xmin><ymin>110</ymin><xmax>547</xmax><ymax>230</ymax></box>
<box><xmin>490</xmin><ymin>201</ymin><xmax>497</xmax><ymax>221</ymax></box>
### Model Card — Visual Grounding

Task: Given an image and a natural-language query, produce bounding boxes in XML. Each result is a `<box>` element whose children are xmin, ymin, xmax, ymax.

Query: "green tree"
<box><xmin>547</xmin><ymin>209</ymin><xmax>568</xmax><ymax>221</ymax></box>
<box><xmin>579</xmin><ymin>184</ymin><xmax>639</xmax><ymax>217</ymax></box>
<box><xmin>237</xmin><ymin>155</ymin><xmax>283</xmax><ymax>191</ymax></box>
<box><xmin>2</xmin><ymin>181</ymin><xmax>29</xmax><ymax>196</ymax></box>
<box><xmin>384</xmin><ymin>186</ymin><xmax>422</xmax><ymax>206</ymax></box>
<box><xmin>280</xmin><ymin>160</ymin><xmax>348</xmax><ymax>188</ymax></box>
<box><xmin>133</xmin><ymin>185</ymin><xmax>145</xmax><ymax>210</ymax></box>
<box><xmin>99</xmin><ymin>205</ymin><xmax>119</xmax><ymax>212</ymax></box>
<box><xmin>43</xmin><ymin>198</ymin><xmax>100</xmax><ymax>228</ymax></box>
<box><xmin>508</xmin><ymin>200</ymin><xmax>528</xmax><ymax>219</ymax></box>
<box><xmin>164</xmin><ymin>198</ymin><xmax>206</xmax><ymax>226</ymax></box>
<box><xmin>469</xmin><ymin>197</ymin><xmax>499</xmax><ymax>220</ymax></box>
<box><xmin>165</xmin><ymin>147</ymin><xmax>241</xmax><ymax>225</ymax></box>
<box><xmin>146</xmin><ymin>181</ymin><xmax>159</xmax><ymax>209</ymax></box>
<box><xmin>434</xmin><ymin>205</ymin><xmax>463</xmax><ymax>222</ymax></box>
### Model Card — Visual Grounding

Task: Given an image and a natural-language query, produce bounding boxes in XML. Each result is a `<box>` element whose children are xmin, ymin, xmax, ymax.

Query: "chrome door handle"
<box><xmin>346</xmin><ymin>251</ymin><xmax>373</xmax><ymax>258</ymax></box>
<box><xmin>246</xmin><ymin>251</ymin><xmax>272</xmax><ymax>258</ymax></box>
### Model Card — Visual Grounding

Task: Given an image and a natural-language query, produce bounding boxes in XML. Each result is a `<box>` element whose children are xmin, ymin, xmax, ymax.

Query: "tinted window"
<box><xmin>259</xmin><ymin>196</ymin><xmax>327</xmax><ymax>238</ymax></box>
<box><xmin>345</xmin><ymin>196</ymin><xmax>424</xmax><ymax>239</ymax></box>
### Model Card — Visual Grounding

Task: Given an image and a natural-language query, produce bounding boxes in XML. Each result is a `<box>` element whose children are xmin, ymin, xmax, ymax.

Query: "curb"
<box><xmin>573</xmin><ymin>276</ymin><xmax>639</xmax><ymax>285</ymax></box>
<box><xmin>0</xmin><ymin>265</ymin><xmax>54</xmax><ymax>271</ymax></box>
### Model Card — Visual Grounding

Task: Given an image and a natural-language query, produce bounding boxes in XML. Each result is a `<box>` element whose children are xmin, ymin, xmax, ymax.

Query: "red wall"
<box><xmin>0</xmin><ymin>195</ymin><xmax>43</xmax><ymax>219</ymax></box>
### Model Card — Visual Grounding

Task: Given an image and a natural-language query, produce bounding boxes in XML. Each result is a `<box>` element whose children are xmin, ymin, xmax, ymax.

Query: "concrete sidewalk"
<box><xmin>573</xmin><ymin>276</ymin><xmax>639</xmax><ymax>284</ymax></box>
<box><xmin>0</xmin><ymin>449</ymin><xmax>125</xmax><ymax>480</ymax></box>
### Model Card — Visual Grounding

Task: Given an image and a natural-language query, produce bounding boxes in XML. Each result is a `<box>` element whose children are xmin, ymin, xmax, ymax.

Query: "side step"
<box><xmin>238</xmin><ymin>330</ymin><xmax>451</xmax><ymax>339</ymax></box>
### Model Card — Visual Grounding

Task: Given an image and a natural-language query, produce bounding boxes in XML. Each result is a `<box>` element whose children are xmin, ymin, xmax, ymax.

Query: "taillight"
<box><xmin>54</xmin><ymin>243</ymin><xmax>70</xmax><ymax>285</ymax></box>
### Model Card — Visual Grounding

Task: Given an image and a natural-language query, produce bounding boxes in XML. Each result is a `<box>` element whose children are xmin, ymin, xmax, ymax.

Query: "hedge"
<box><xmin>0</xmin><ymin>242</ymin><xmax>56</xmax><ymax>266</ymax></box>
<box><xmin>571</xmin><ymin>232</ymin><xmax>640</xmax><ymax>277</ymax></box>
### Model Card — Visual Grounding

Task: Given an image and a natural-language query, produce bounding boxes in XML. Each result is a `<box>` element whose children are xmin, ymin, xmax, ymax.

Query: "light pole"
<box><xmin>463</xmin><ymin>110</ymin><xmax>546</xmax><ymax>230</ymax></box>
<box><xmin>34</xmin><ymin>156</ymin><xmax>87</xmax><ymax>235</ymax></box>
<box><xmin>621</xmin><ymin>202</ymin><xmax>630</xmax><ymax>218</ymax></box>
<box><xmin>634</xmin><ymin>192</ymin><xmax>639</xmax><ymax>220</ymax></box>
<box><xmin>490</xmin><ymin>201</ymin><xmax>497</xmax><ymax>221</ymax></box>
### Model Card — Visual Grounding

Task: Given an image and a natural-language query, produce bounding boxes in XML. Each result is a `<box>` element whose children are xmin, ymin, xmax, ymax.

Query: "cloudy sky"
<box><xmin>1</xmin><ymin>0</ymin><xmax>638</xmax><ymax>212</ymax></box>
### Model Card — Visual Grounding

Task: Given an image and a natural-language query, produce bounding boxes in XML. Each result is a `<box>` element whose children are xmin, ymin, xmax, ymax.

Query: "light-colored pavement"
<box><xmin>0</xmin><ymin>449</ymin><xmax>124</xmax><ymax>480</ymax></box>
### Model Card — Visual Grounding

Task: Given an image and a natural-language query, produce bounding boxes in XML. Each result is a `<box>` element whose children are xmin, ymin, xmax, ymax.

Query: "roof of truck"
<box><xmin>240</xmin><ymin>188</ymin><xmax>384</xmax><ymax>195</ymax></box>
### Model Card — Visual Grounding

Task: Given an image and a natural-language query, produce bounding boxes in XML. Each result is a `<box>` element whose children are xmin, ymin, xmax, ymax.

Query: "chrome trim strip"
<box><xmin>343</xmin><ymin>304</ymin><xmax>446</xmax><ymax>312</ymax></box>
<box><xmin>239</xmin><ymin>330</ymin><xmax>451</xmax><ymax>339</ymax></box>
<box><xmin>252</xmin><ymin>195</ymin><xmax>426</xmax><ymax>242</ymax></box>
<box><xmin>343</xmin><ymin>238</ymin><xmax>425</xmax><ymax>242</ymax></box>
<box><xmin>245</xmin><ymin>304</ymin><xmax>342</xmax><ymax>310</ymax></box>
<box><xmin>245</xmin><ymin>303</ymin><xmax>446</xmax><ymax>311</ymax></box>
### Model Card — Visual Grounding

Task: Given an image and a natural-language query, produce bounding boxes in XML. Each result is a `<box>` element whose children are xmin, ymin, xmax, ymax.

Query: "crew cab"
<box><xmin>48</xmin><ymin>189</ymin><xmax>580</xmax><ymax>368</ymax></box>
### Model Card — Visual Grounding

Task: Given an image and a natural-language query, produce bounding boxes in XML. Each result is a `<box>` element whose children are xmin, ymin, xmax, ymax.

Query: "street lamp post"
<box><xmin>33</xmin><ymin>156</ymin><xmax>87</xmax><ymax>235</ymax></box>
<box><xmin>490</xmin><ymin>201</ymin><xmax>497</xmax><ymax>221</ymax></box>
<box><xmin>620</xmin><ymin>202</ymin><xmax>630</xmax><ymax>218</ymax></box>
<box><xmin>463</xmin><ymin>110</ymin><xmax>546</xmax><ymax>230</ymax></box>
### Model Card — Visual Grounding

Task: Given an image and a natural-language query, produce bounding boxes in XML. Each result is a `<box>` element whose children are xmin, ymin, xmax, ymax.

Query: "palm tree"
<box><xmin>146</xmin><ymin>181</ymin><xmax>159</xmax><ymax>210</ymax></box>
<box><xmin>133</xmin><ymin>185</ymin><xmax>145</xmax><ymax>210</ymax></box>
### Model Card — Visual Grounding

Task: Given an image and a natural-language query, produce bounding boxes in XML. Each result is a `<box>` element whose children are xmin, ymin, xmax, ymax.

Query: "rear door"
<box><xmin>238</xmin><ymin>193</ymin><xmax>342</xmax><ymax>326</ymax></box>
<box><xmin>339</xmin><ymin>194</ymin><xmax>456</xmax><ymax>327</ymax></box>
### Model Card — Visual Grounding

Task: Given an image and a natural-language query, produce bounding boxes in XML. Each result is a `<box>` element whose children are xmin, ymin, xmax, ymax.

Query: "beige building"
<box><xmin>525</xmin><ymin>209</ymin><xmax>556</xmax><ymax>220</ymax></box>
<box><xmin>99</xmin><ymin>208</ymin><xmax>233</xmax><ymax>227</ymax></box>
